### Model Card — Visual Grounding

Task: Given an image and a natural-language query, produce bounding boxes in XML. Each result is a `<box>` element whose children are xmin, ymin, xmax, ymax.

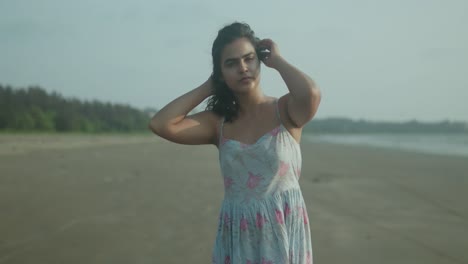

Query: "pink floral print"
<box><xmin>284</xmin><ymin>202</ymin><xmax>291</xmax><ymax>218</ymax></box>
<box><xmin>275</xmin><ymin>209</ymin><xmax>284</xmax><ymax>224</ymax></box>
<box><xmin>240</xmin><ymin>216</ymin><xmax>248</xmax><ymax>231</ymax></box>
<box><xmin>269</xmin><ymin>126</ymin><xmax>281</xmax><ymax>136</ymax></box>
<box><xmin>256</xmin><ymin>212</ymin><xmax>268</xmax><ymax>229</ymax></box>
<box><xmin>246</xmin><ymin>172</ymin><xmax>262</xmax><ymax>189</ymax></box>
<box><xmin>224</xmin><ymin>213</ymin><xmax>231</xmax><ymax>226</ymax></box>
<box><xmin>306</xmin><ymin>250</ymin><xmax>312</xmax><ymax>264</ymax></box>
<box><xmin>278</xmin><ymin>161</ymin><xmax>290</xmax><ymax>176</ymax></box>
<box><xmin>224</xmin><ymin>177</ymin><xmax>233</xmax><ymax>189</ymax></box>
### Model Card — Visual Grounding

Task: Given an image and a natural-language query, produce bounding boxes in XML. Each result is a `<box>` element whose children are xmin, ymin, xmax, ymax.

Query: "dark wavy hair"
<box><xmin>205</xmin><ymin>22</ymin><xmax>262</xmax><ymax>123</ymax></box>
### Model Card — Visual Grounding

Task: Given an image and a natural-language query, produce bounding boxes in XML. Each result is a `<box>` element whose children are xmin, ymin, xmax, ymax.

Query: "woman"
<box><xmin>149</xmin><ymin>22</ymin><xmax>321</xmax><ymax>264</ymax></box>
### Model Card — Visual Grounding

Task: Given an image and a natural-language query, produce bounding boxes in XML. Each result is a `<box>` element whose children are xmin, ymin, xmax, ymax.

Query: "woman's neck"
<box><xmin>235</xmin><ymin>88</ymin><xmax>271</xmax><ymax>119</ymax></box>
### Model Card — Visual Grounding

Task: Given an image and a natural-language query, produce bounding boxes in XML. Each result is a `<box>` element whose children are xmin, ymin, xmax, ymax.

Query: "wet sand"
<box><xmin>1</xmin><ymin>133</ymin><xmax>467</xmax><ymax>264</ymax></box>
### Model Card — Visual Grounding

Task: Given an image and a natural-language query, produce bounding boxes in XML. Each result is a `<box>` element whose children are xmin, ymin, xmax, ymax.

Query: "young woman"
<box><xmin>149</xmin><ymin>22</ymin><xmax>321</xmax><ymax>264</ymax></box>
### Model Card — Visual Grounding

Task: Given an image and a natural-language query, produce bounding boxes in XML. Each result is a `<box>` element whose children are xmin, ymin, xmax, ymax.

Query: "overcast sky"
<box><xmin>1</xmin><ymin>0</ymin><xmax>467</xmax><ymax>122</ymax></box>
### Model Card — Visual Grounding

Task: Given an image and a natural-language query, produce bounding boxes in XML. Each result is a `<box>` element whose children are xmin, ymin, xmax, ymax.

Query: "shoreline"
<box><xmin>304</xmin><ymin>133</ymin><xmax>468</xmax><ymax>158</ymax></box>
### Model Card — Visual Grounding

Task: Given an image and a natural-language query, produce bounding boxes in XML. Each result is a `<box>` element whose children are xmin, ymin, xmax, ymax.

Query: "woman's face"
<box><xmin>220</xmin><ymin>37</ymin><xmax>261</xmax><ymax>93</ymax></box>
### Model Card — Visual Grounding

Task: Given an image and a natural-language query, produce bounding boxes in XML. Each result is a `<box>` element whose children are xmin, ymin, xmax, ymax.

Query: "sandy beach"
<box><xmin>0</xmin><ymin>133</ymin><xmax>467</xmax><ymax>264</ymax></box>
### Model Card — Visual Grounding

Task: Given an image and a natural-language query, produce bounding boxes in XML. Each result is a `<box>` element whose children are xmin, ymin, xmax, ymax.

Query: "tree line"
<box><xmin>0</xmin><ymin>84</ymin><xmax>150</xmax><ymax>133</ymax></box>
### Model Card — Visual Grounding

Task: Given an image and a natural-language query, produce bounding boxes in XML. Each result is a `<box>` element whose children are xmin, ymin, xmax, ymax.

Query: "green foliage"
<box><xmin>0</xmin><ymin>84</ymin><xmax>151</xmax><ymax>133</ymax></box>
<box><xmin>13</xmin><ymin>111</ymin><xmax>35</xmax><ymax>130</ymax></box>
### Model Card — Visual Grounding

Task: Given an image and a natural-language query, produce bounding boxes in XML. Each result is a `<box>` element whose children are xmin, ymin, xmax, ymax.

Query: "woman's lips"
<box><xmin>239</xmin><ymin>77</ymin><xmax>254</xmax><ymax>83</ymax></box>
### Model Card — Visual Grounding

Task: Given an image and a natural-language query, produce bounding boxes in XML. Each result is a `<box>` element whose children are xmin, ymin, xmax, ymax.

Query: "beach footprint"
<box><xmin>309</xmin><ymin>172</ymin><xmax>337</xmax><ymax>184</ymax></box>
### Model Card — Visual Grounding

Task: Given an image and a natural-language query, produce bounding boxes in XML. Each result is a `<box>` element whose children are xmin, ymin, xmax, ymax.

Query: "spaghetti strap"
<box><xmin>218</xmin><ymin>116</ymin><xmax>225</xmax><ymax>146</ymax></box>
<box><xmin>275</xmin><ymin>98</ymin><xmax>283</xmax><ymax>126</ymax></box>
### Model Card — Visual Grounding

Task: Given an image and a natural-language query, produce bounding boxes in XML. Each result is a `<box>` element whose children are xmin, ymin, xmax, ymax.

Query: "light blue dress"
<box><xmin>212</xmin><ymin>98</ymin><xmax>313</xmax><ymax>264</ymax></box>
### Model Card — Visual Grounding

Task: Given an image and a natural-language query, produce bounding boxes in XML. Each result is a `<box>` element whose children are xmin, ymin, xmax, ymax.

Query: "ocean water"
<box><xmin>303</xmin><ymin>133</ymin><xmax>468</xmax><ymax>157</ymax></box>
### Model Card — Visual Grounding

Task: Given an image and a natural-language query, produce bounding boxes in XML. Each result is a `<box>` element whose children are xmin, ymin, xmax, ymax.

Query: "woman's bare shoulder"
<box><xmin>192</xmin><ymin>109</ymin><xmax>224</xmax><ymax>143</ymax></box>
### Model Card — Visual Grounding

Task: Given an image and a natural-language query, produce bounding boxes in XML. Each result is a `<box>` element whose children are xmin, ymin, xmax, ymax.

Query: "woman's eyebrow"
<box><xmin>224</xmin><ymin>52</ymin><xmax>255</xmax><ymax>64</ymax></box>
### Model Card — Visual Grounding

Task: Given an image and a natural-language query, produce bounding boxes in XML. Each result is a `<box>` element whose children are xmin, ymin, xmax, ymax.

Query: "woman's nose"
<box><xmin>239</xmin><ymin>61</ymin><xmax>248</xmax><ymax>72</ymax></box>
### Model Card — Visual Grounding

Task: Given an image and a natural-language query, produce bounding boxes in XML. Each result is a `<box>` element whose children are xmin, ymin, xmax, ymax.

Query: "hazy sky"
<box><xmin>1</xmin><ymin>0</ymin><xmax>467</xmax><ymax>122</ymax></box>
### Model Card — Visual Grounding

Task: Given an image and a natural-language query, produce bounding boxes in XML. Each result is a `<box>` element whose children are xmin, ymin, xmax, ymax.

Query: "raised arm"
<box><xmin>258</xmin><ymin>39</ymin><xmax>322</xmax><ymax>128</ymax></box>
<box><xmin>148</xmin><ymin>77</ymin><xmax>220</xmax><ymax>145</ymax></box>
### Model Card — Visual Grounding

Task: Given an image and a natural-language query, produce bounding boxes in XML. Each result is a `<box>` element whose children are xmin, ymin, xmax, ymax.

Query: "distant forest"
<box><xmin>0</xmin><ymin>84</ymin><xmax>149</xmax><ymax>133</ymax></box>
<box><xmin>1</xmin><ymin>84</ymin><xmax>467</xmax><ymax>134</ymax></box>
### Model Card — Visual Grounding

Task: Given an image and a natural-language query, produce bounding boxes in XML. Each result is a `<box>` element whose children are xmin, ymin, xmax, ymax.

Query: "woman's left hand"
<box><xmin>257</xmin><ymin>38</ymin><xmax>283</xmax><ymax>69</ymax></box>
